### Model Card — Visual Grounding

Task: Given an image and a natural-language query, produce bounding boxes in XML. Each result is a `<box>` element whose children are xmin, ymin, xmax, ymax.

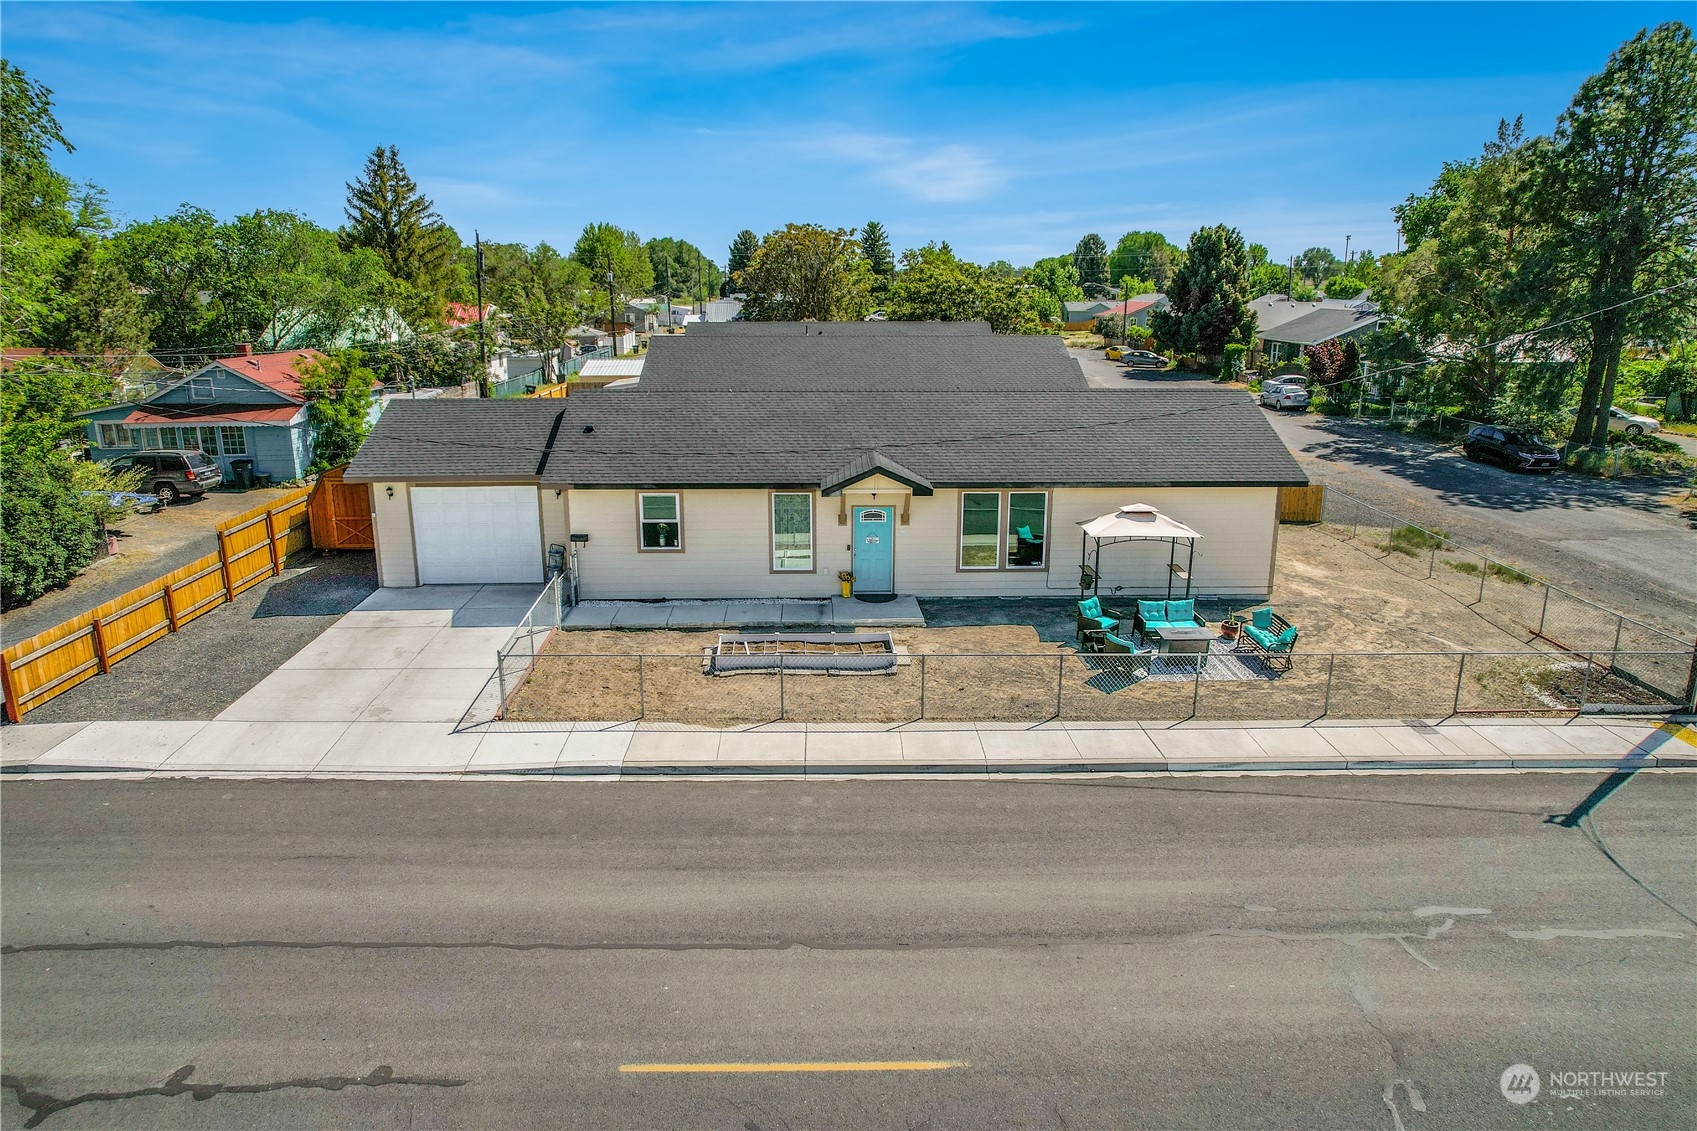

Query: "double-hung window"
<box><xmin>771</xmin><ymin>492</ymin><xmax>813</xmax><ymax>571</ymax></box>
<box><xmin>1006</xmin><ymin>492</ymin><xmax>1049</xmax><ymax>568</ymax></box>
<box><xmin>638</xmin><ymin>492</ymin><xmax>682</xmax><ymax>550</ymax></box>
<box><xmin>959</xmin><ymin>492</ymin><xmax>1002</xmax><ymax>569</ymax></box>
<box><xmin>196</xmin><ymin>426</ymin><xmax>221</xmax><ymax>455</ymax></box>
<box><xmin>98</xmin><ymin>423</ymin><xmax>135</xmax><ymax>449</ymax></box>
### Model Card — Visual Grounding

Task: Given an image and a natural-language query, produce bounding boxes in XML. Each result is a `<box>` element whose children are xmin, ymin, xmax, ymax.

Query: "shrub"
<box><xmin>1</xmin><ymin>460</ymin><xmax>100</xmax><ymax>607</ymax></box>
<box><xmin>1383</xmin><ymin>524</ymin><xmax>1449</xmax><ymax>557</ymax></box>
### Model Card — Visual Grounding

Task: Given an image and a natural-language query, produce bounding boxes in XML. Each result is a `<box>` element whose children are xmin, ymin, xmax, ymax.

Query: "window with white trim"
<box><xmin>197</xmin><ymin>426</ymin><xmax>220</xmax><ymax>455</ymax></box>
<box><xmin>771</xmin><ymin>492</ymin><xmax>813</xmax><ymax>571</ymax></box>
<box><xmin>638</xmin><ymin>492</ymin><xmax>682</xmax><ymax>550</ymax></box>
<box><xmin>219</xmin><ymin>426</ymin><xmax>246</xmax><ymax>455</ymax></box>
<box><xmin>97</xmin><ymin>423</ymin><xmax>135</xmax><ymax>449</ymax></box>
<box><xmin>1006</xmin><ymin>492</ymin><xmax>1049</xmax><ymax>568</ymax></box>
<box><xmin>959</xmin><ymin>492</ymin><xmax>1001</xmax><ymax>569</ymax></box>
<box><xmin>189</xmin><ymin>375</ymin><xmax>214</xmax><ymax>401</ymax></box>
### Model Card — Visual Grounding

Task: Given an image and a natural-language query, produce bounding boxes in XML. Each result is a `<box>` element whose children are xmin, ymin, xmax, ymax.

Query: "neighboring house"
<box><xmin>1091</xmin><ymin>294</ymin><xmax>1168</xmax><ymax>331</ymax></box>
<box><xmin>1251</xmin><ymin>294</ymin><xmax>1387</xmax><ymax>362</ymax></box>
<box><xmin>445</xmin><ymin>302</ymin><xmax>493</xmax><ymax>331</ymax></box>
<box><xmin>1061</xmin><ymin>299</ymin><xmax>1119</xmax><ymax>330</ymax></box>
<box><xmin>701</xmin><ymin>298</ymin><xmax>744</xmax><ymax>323</ymax></box>
<box><xmin>78</xmin><ymin>347</ymin><xmax>330</xmax><ymax>481</ymax></box>
<box><xmin>344</xmin><ymin>322</ymin><xmax>1306</xmax><ymax>598</ymax></box>
<box><xmin>624</xmin><ymin>302</ymin><xmax>662</xmax><ymax>333</ymax></box>
<box><xmin>270</xmin><ymin>306</ymin><xmax>410</xmax><ymax>352</ymax></box>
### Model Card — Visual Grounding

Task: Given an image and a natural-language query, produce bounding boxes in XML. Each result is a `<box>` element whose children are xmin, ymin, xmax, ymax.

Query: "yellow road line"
<box><xmin>619</xmin><ymin>1061</ymin><xmax>968</xmax><ymax>1074</ymax></box>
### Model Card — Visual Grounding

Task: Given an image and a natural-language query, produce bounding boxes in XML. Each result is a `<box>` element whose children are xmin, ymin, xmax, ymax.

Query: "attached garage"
<box><xmin>411</xmin><ymin>486</ymin><xmax>544</xmax><ymax>584</ymax></box>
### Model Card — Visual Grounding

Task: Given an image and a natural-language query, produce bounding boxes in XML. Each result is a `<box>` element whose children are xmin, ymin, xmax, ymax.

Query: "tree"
<box><xmin>886</xmin><ymin>244</ymin><xmax>1043</xmax><ymax>334</ymax></box>
<box><xmin>737</xmin><ymin>224</ymin><xmax>873</xmax><ymax>321</ymax></box>
<box><xmin>494</xmin><ymin>242</ymin><xmax>592</xmax><ymax>362</ymax></box>
<box><xmin>1537</xmin><ymin>23</ymin><xmax>1697</xmax><ymax>447</ymax></box>
<box><xmin>1303</xmin><ymin>338</ymin><xmax>1362</xmax><ymax>404</ymax></box>
<box><xmin>1396</xmin><ymin>160</ymin><xmax>1476</xmax><ymax>247</ymax></box>
<box><xmin>1294</xmin><ymin>246</ymin><xmax>1341</xmax><ymax>284</ymax></box>
<box><xmin>297</xmin><ymin>350</ymin><xmax>376</xmax><ymax>472</ymax></box>
<box><xmin>1024</xmin><ymin>257</ymin><xmax>1084</xmax><ymax>323</ymax></box>
<box><xmin>1</xmin><ymin>59</ymin><xmax>74</xmax><ymax>235</ymax></box>
<box><xmin>1249</xmin><ymin>260</ymin><xmax>1292</xmax><ymax>298</ymax></box>
<box><xmin>341</xmin><ymin>145</ymin><xmax>456</xmax><ymax>316</ymax></box>
<box><xmin>39</xmin><ymin>240</ymin><xmax>151</xmax><ymax>362</ymax></box>
<box><xmin>1109</xmin><ymin>231</ymin><xmax>1183</xmax><ymax>289</ymax></box>
<box><xmin>645</xmin><ymin>237</ymin><xmax>722</xmax><ymax>302</ymax></box>
<box><xmin>1322</xmin><ymin>275</ymin><xmax>1370</xmax><ymax>299</ymax></box>
<box><xmin>1071</xmin><ymin>234</ymin><xmax>1109</xmax><ymax>288</ymax></box>
<box><xmin>1147</xmin><ymin>224</ymin><xmax>1255</xmax><ymax>360</ymax></box>
<box><xmin>860</xmin><ymin>221</ymin><xmax>895</xmax><ymax>278</ymax></box>
<box><xmin>724</xmin><ymin>229</ymin><xmax>760</xmax><ymax>294</ymax></box>
<box><xmin>1386</xmin><ymin>119</ymin><xmax>1549</xmax><ymax>416</ymax></box>
<box><xmin>571</xmin><ymin>222</ymin><xmax>653</xmax><ymax>310</ymax></box>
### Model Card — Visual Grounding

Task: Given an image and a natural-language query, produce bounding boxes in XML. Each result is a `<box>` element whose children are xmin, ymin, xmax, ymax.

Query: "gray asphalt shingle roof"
<box><xmin>541</xmin><ymin>387</ymin><xmax>1304</xmax><ymax>488</ymax></box>
<box><xmin>639</xmin><ymin>322</ymin><xmax>1085</xmax><ymax>390</ymax></box>
<box><xmin>344</xmin><ymin>399</ymin><xmax>565</xmax><ymax>481</ymax></box>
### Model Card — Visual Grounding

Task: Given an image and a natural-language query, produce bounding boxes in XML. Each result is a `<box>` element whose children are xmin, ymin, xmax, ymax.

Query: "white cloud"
<box><xmin>815</xmin><ymin>132</ymin><xmax>1007</xmax><ymax>203</ymax></box>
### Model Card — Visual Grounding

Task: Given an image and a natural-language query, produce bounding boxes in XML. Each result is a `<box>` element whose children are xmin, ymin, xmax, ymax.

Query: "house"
<box><xmin>1252</xmin><ymin>294</ymin><xmax>1387</xmax><ymax>362</ymax></box>
<box><xmin>3</xmin><ymin>347</ymin><xmax>170</xmax><ymax>399</ymax></box>
<box><xmin>1061</xmin><ymin>299</ymin><xmax>1119</xmax><ymax>330</ymax></box>
<box><xmin>344</xmin><ymin>322</ymin><xmax>1306</xmax><ymax>599</ymax></box>
<box><xmin>1091</xmin><ymin>294</ymin><xmax>1168</xmax><ymax>331</ymax></box>
<box><xmin>575</xmin><ymin>358</ymin><xmax>645</xmax><ymax>388</ymax></box>
<box><xmin>79</xmin><ymin>347</ymin><xmax>331</xmax><ymax>481</ymax></box>
<box><xmin>445</xmin><ymin>302</ymin><xmax>493</xmax><ymax>331</ymax></box>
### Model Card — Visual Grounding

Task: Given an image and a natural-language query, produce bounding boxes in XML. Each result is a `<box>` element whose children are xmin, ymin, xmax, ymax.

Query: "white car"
<box><xmin>1608</xmin><ymin>406</ymin><xmax>1660</xmax><ymax>435</ymax></box>
<box><xmin>1259</xmin><ymin>375</ymin><xmax>1310</xmax><ymax>411</ymax></box>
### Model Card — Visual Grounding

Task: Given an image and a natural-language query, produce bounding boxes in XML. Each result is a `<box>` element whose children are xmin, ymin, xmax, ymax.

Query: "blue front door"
<box><xmin>852</xmin><ymin>506</ymin><xmax>895</xmax><ymax>593</ymax></box>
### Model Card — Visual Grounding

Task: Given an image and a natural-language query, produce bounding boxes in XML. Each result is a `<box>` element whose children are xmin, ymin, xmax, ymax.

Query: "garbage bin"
<box><xmin>230</xmin><ymin>458</ymin><xmax>254</xmax><ymax>490</ymax></box>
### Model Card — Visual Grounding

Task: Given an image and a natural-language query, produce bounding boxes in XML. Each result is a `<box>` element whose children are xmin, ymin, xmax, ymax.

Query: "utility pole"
<box><xmin>1120</xmin><ymin>276</ymin><xmax>1130</xmax><ymax>343</ymax></box>
<box><xmin>606</xmin><ymin>260</ymin><xmax>617</xmax><ymax>357</ymax></box>
<box><xmin>475</xmin><ymin>231</ymin><xmax>488</xmax><ymax>396</ymax></box>
<box><xmin>1286</xmin><ymin>256</ymin><xmax>1294</xmax><ymax>297</ymax></box>
<box><xmin>1344</xmin><ymin>234</ymin><xmax>1352</xmax><ymax>267</ymax></box>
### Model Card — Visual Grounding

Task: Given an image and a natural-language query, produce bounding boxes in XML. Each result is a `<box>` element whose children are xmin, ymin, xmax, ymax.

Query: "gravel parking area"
<box><xmin>12</xmin><ymin>551</ymin><xmax>376</xmax><ymax>724</ymax></box>
<box><xmin>1</xmin><ymin>486</ymin><xmax>302</xmax><ymax>644</ymax></box>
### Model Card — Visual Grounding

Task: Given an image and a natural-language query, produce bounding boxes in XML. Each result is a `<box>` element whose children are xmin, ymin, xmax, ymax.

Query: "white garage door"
<box><xmin>411</xmin><ymin>486</ymin><xmax>544</xmax><ymax>584</ymax></box>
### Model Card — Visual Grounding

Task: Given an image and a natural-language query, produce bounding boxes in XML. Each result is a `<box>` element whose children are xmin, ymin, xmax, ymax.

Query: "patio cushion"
<box><xmin>1086</xmin><ymin>615</ymin><xmax>1119</xmax><ymax>630</ymax></box>
<box><xmin>1016</xmin><ymin>525</ymin><xmax>1041</xmax><ymax>542</ymax></box>
<box><xmin>1103</xmin><ymin>631</ymin><xmax>1135</xmax><ymax>650</ymax></box>
<box><xmin>1275</xmin><ymin>625</ymin><xmax>1299</xmax><ymax>647</ymax></box>
<box><xmin>1243</xmin><ymin>624</ymin><xmax>1280</xmax><ymax>650</ymax></box>
<box><xmin>1167</xmin><ymin>599</ymin><xmax>1196</xmax><ymax>623</ymax></box>
<box><xmin>1250</xmin><ymin>607</ymin><xmax>1273</xmax><ymax>630</ymax></box>
<box><xmin>1079</xmin><ymin>597</ymin><xmax>1102</xmax><ymax>619</ymax></box>
<box><xmin>1137</xmin><ymin>599</ymin><xmax>1167</xmax><ymax>622</ymax></box>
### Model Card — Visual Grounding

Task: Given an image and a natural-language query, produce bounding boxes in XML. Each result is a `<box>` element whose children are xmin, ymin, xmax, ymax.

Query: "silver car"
<box><xmin>111</xmin><ymin>449</ymin><xmax>223</xmax><ymax>503</ymax></box>
<box><xmin>1259</xmin><ymin>377</ymin><xmax>1310</xmax><ymax>411</ymax></box>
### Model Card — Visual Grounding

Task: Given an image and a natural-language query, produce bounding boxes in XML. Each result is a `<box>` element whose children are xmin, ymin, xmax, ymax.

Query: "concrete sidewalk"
<box><xmin>4</xmin><ymin>716</ymin><xmax>1692</xmax><ymax>780</ymax></box>
<box><xmin>562</xmin><ymin>595</ymin><xmax>925</xmax><ymax>629</ymax></box>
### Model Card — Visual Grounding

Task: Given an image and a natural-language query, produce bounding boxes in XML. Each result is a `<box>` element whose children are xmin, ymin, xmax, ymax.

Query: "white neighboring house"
<box><xmin>1252</xmin><ymin>294</ymin><xmax>1387</xmax><ymax>363</ymax></box>
<box><xmin>344</xmin><ymin>321</ymin><xmax>1307</xmax><ymax>596</ymax></box>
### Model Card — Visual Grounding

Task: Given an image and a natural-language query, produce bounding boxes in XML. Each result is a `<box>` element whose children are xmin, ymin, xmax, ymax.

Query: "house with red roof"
<box><xmin>78</xmin><ymin>346</ymin><xmax>333</xmax><ymax>482</ymax></box>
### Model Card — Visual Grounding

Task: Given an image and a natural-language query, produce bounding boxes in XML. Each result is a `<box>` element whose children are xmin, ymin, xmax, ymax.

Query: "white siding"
<box><xmin>372</xmin><ymin>482</ymin><xmax>416</xmax><ymax>588</ymax></box>
<box><xmin>565</xmin><ymin>486</ymin><xmax>1279</xmax><ymax>600</ymax></box>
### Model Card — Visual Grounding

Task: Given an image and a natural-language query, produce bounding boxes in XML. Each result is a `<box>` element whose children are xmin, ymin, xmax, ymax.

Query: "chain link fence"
<box><xmin>497</xmin><ymin>647</ymin><xmax>1692</xmax><ymax>726</ymax></box>
<box><xmin>1317</xmin><ymin>488</ymin><xmax>1696</xmax><ymax>711</ymax></box>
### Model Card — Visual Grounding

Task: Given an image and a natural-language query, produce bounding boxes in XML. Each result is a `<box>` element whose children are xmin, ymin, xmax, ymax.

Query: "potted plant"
<box><xmin>1220</xmin><ymin>613</ymin><xmax>1245</xmax><ymax>641</ymax></box>
<box><xmin>838</xmin><ymin>570</ymin><xmax>854</xmax><ymax>598</ymax></box>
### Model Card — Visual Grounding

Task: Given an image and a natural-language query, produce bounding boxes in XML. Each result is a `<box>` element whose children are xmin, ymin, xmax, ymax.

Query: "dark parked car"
<box><xmin>110</xmin><ymin>449</ymin><xmax>223</xmax><ymax>502</ymax></box>
<box><xmin>1462</xmin><ymin>425</ymin><xmax>1560</xmax><ymax>473</ymax></box>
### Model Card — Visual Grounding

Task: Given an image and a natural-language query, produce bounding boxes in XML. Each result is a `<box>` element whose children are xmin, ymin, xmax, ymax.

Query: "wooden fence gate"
<box><xmin>307</xmin><ymin>464</ymin><xmax>374</xmax><ymax>551</ymax></box>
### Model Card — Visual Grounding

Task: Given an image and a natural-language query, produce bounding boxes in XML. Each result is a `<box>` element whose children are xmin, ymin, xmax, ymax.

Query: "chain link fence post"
<box><xmin>1055</xmin><ymin>654</ymin><xmax>1065</xmax><ymax>720</ymax></box>
<box><xmin>1610</xmin><ymin>616</ymin><xmax>1624</xmax><ymax>670</ymax></box>
<box><xmin>779</xmin><ymin>654</ymin><xmax>786</xmax><ymax>721</ymax></box>
<box><xmin>637</xmin><ymin>654</ymin><xmax>645</xmax><ymax>720</ymax></box>
<box><xmin>1475</xmin><ymin>554</ymin><xmax>1488</xmax><ymax>605</ymax></box>
<box><xmin>1321</xmin><ymin>653</ymin><xmax>1335</xmax><ymax>718</ymax></box>
<box><xmin>1579</xmin><ymin>653</ymin><xmax>1593</xmax><ymax>713</ymax></box>
<box><xmin>918</xmin><ymin>653</ymin><xmax>927</xmax><ymax>720</ymax></box>
<box><xmin>1190</xmin><ymin>655</ymin><xmax>1203</xmax><ymax>719</ymax></box>
<box><xmin>1452</xmin><ymin>652</ymin><xmax>1467</xmax><ymax>716</ymax></box>
<box><xmin>496</xmin><ymin>648</ymin><xmax>507</xmax><ymax>715</ymax></box>
<box><xmin>1427</xmin><ymin>542</ymin><xmax>1436</xmax><ymax>580</ymax></box>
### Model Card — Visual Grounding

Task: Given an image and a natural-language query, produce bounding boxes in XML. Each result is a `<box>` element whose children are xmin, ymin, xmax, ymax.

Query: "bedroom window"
<box><xmin>771</xmin><ymin>492</ymin><xmax>814</xmax><ymax>571</ymax></box>
<box><xmin>638</xmin><ymin>492</ymin><xmax>682</xmax><ymax>551</ymax></box>
<box><xmin>220</xmin><ymin>427</ymin><xmax>247</xmax><ymax>455</ymax></box>
<box><xmin>1006</xmin><ymin>492</ymin><xmax>1048</xmax><ymax>568</ymax></box>
<box><xmin>959</xmin><ymin>491</ymin><xmax>1001</xmax><ymax>569</ymax></box>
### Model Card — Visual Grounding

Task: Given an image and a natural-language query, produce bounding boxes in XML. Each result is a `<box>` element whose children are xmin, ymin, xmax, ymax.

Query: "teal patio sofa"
<box><xmin>1132</xmin><ymin>598</ymin><xmax>1208</xmax><ymax>637</ymax></box>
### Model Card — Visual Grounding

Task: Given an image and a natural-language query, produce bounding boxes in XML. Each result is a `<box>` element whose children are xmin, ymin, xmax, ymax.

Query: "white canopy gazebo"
<box><xmin>1077</xmin><ymin>504</ymin><xmax>1203</xmax><ymax>600</ymax></box>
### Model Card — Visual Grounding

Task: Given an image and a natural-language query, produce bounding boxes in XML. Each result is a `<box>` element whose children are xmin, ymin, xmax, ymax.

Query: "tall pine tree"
<box><xmin>725</xmin><ymin>229</ymin><xmax>760</xmax><ymax>294</ymax></box>
<box><xmin>860</xmin><ymin>221</ymin><xmax>895</xmax><ymax>277</ymax></box>
<box><xmin>1071</xmin><ymin>233</ymin><xmax>1109</xmax><ymax>289</ymax></box>
<box><xmin>341</xmin><ymin>145</ymin><xmax>455</xmax><ymax>316</ymax></box>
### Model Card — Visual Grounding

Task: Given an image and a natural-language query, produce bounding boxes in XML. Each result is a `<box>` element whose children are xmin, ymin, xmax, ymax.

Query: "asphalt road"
<box><xmin>1262</xmin><ymin>411</ymin><xmax>1697</xmax><ymax>637</ymax></box>
<box><xmin>4</xmin><ymin>775</ymin><xmax>1693</xmax><ymax>1129</ymax></box>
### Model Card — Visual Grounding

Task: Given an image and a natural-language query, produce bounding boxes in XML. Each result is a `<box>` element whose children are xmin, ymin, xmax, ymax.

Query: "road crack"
<box><xmin>1</xmin><ymin>1064</ymin><xmax>467</xmax><ymax>1128</ymax></box>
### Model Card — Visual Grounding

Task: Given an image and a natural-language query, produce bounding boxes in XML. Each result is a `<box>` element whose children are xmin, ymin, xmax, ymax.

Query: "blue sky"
<box><xmin>2</xmin><ymin>2</ymin><xmax>1686</xmax><ymax>266</ymax></box>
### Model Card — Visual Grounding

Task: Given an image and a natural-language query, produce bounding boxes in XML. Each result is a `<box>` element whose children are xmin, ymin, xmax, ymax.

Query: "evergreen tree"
<box><xmin>860</xmin><ymin>221</ymin><xmax>895</xmax><ymax>277</ymax></box>
<box><xmin>1147</xmin><ymin>225</ymin><xmax>1255</xmax><ymax>360</ymax></box>
<box><xmin>725</xmin><ymin>229</ymin><xmax>760</xmax><ymax>294</ymax></box>
<box><xmin>1071</xmin><ymin>233</ymin><xmax>1108</xmax><ymax>288</ymax></box>
<box><xmin>341</xmin><ymin>145</ymin><xmax>455</xmax><ymax>313</ymax></box>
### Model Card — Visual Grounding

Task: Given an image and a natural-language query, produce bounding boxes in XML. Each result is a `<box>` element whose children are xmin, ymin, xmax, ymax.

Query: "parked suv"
<box><xmin>1259</xmin><ymin>375</ymin><xmax>1310</xmax><ymax>411</ymax></box>
<box><xmin>111</xmin><ymin>449</ymin><xmax>223</xmax><ymax>502</ymax></box>
<box><xmin>1462</xmin><ymin>425</ymin><xmax>1561</xmax><ymax>473</ymax></box>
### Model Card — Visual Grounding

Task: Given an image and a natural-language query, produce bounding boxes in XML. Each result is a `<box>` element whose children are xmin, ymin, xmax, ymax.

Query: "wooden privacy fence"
<box><xmin>1</xmin><ymin>488</ymin><xmax>311</xmax><ymax>722</ymax></box>
<box><xmin>307</xmin><ymin>464</ymin><xmax>374</xmax><ymax>550</ymax></box>
<box><xmin>1278</xmin><ymin>484</ymin><xmax>1325</xmax><ymax>524</ymax></box>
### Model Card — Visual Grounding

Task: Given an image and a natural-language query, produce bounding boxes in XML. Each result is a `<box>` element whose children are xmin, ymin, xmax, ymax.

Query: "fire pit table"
<box><xmin>1150</xmin><ymin>625</ymin><xmax>1213</xmax><ymax>670</ymax></box>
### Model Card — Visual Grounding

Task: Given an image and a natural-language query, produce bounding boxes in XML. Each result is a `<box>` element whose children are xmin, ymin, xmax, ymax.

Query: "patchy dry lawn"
<box><xmin>503</xmin><ymin>524</ymin><xmax>1680</xmax><ymax>724</ymax></box>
